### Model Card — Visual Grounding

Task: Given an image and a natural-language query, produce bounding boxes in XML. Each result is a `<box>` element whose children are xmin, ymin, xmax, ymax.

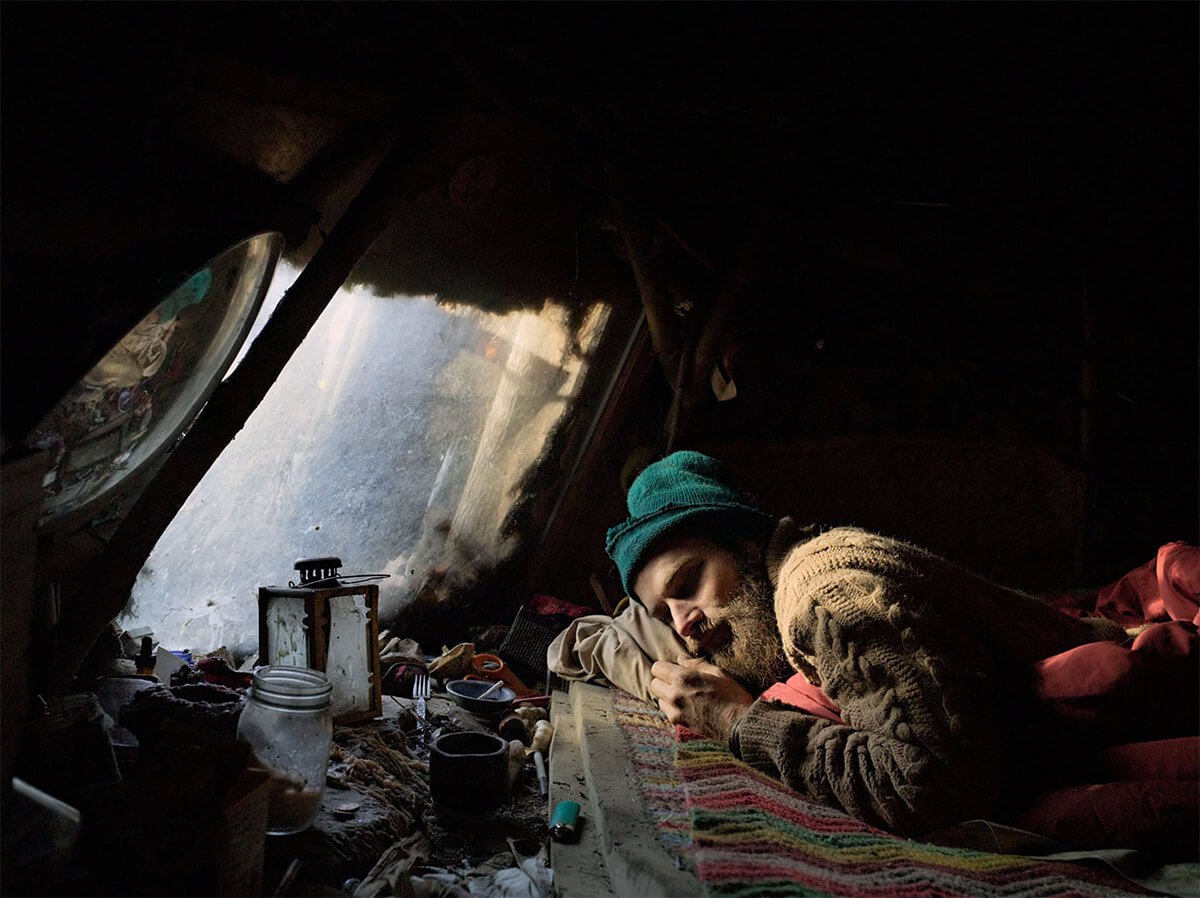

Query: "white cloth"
<box><xmin>546</xmin><ymin>601</ymin><xmax>689</xmax><ymax>702</ymax></box>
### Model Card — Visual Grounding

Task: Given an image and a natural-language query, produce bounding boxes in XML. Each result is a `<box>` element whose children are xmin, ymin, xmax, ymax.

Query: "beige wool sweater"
<box><xmin>728</xmin><ymin>519</ymin><xmax>1124</xmax><ymax>836</ymax></box>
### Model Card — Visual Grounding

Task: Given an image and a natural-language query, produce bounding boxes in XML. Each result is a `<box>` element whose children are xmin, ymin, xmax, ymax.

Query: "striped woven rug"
<box><xmin>675</xmin><ymin>731</ymin><xmax>1153</xmax><ymax>898</ymax></box>
<box><xmin>613</xmin><ymin>690</ymin><xmax>1152</xmax><ymax>898</ymax></box>
<box><xmin>612</xmin><ymin>689</ymin><xmax>696</xmax><ymax>871</ymax></box>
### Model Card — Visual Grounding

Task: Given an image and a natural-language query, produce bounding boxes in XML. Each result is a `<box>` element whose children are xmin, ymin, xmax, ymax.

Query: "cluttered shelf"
<box><xmin>9</xmin><ymin>594</ymin><xmax>596</xmax><ymax>898</ymax></box>
<box><xmin>264</xmin><ymin>662</ymin><xmax>558</xmax><ymax>898</ymax></box>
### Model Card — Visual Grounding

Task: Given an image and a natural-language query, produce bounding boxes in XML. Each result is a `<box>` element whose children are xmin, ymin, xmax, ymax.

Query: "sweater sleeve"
<box><xmin>729</xmin><ymin>699</ymin><xmax>973</xmax><ymax>834</ymax></box>
<box><xmin>731</xmin><ymin>527</ymin><xmax>1016</xmax><ymax>835</ymax></box>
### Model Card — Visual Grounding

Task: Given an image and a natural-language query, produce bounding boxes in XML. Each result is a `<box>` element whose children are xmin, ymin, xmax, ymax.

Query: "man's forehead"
<box><xmin>636</xmin><ymin>537</ymin><xmax>717</xmax><ymax>595</ymax></box>
<box><xmin>646</xmin><ymin>536</ymin><xmax>711</xmax><ymax>567</ymax></box>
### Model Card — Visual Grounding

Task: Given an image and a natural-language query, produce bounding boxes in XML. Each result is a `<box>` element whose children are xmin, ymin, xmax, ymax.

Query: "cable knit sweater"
<box><xmin>728</xmin><ymin>519</ymin><xmax>1125</xmax><ymax>836</ymax></box>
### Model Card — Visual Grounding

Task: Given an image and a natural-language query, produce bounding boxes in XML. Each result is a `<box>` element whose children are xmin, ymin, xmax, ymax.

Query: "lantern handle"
<box><xmin>286</xmin><ymin>572</ymin><xmax>391</xmax><ymax>589</ymax></box>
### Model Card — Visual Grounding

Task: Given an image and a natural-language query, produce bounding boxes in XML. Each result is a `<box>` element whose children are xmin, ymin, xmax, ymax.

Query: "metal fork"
<box><xmin>414</xmin><ymin>669</ymin><xmax>430</xmax><ymax>742</ymax></box>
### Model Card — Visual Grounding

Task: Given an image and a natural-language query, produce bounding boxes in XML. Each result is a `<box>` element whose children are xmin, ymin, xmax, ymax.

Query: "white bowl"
<box><xmin>445</xmin><ymin>679</ymin><xmax>517</xmax><ymax>713</ymax></box>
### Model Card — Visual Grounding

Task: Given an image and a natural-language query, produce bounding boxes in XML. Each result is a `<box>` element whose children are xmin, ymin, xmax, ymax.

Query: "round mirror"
<box><xmin>23</xmin><ymin>232</ymin><xmax>284</xmax><ymax>531</ymax></box>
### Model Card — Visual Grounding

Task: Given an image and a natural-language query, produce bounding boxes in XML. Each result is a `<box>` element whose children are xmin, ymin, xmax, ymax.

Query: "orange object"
<box><xmin>470</xmin><ymin>654</ymin><xmax>539</xmax><ymax>698</ymax></box>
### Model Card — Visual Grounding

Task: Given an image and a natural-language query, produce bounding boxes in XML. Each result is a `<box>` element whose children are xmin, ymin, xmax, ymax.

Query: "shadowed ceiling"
<box><xmin>3</xmin><ymin>2</ymin><xmax>1195</xmax><ymax>466</ymax></box>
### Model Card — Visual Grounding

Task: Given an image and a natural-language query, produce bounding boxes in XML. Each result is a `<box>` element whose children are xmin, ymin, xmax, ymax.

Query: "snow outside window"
<box><xmin>120</xmin><ymin>261</ymin><xmax>621</xmax><ymax>660</ymax></box>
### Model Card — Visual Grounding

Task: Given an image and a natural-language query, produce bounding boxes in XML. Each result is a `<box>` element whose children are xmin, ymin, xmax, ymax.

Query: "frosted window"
<box><xmin>120</xmin><ymin>261</ymin><xmax>622</xmax><ymax>659</ymax></box>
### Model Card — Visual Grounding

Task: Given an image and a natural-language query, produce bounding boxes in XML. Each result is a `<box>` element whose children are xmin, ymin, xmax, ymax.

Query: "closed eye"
<box><xmin>665</xmin><ymin>561</ymin><xmax>699</xmax><ymax>601</ymax></box>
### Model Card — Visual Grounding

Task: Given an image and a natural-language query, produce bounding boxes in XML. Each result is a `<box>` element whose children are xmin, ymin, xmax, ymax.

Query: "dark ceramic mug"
<box><xmin>429</xmin><ymin>731</ymin><xmax>509</xmax><ymax>813</ymax></box>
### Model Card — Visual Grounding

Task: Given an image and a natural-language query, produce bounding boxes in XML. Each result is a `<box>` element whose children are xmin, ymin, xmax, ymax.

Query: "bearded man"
<box><xmin>597</xmin><ymin>450</ymin><xmax>1138</xmax><ymax>836</ymax></box>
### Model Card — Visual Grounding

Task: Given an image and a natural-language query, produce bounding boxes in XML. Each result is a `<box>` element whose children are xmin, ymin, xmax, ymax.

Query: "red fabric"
<box><xmin>1092</xmin><ymin>541</ymin><xmax>1200</xmax><ymax>626</ymax></box>
<box><xmin>676</xmin><ymin>723</ymin><xmax>706</xmax><ymax>742</ymax></box>
<box><xmin>1034</xmin><ymin>620</ymin><xmax>1198</xmax><ymax>746</ymax></box>
<box><xmin>527</xmin><ymin>594</ymin><xmax>593</xmax><ymax>618</ymax></box>
<box><xmin>761</xmin><ymin>674</ymin><xmax>844</xmax><ymax>724</ymax></box>
<box><xmin>1099</xmin><ymin>737</ymin><xmax>1200</xmax><ymax>783</ymax></box>
<box><xmin>1012</xmin><ymin>779</ymin><xmax>1200</xmax><ymax>858</ymax></box>
<box><xmin>195</xmin><ymin>656</ymin><xmax>253</xmax><ymax>690</ymax></box>
<box><xmin>1034</xmin><ymin>543</ymin><xmax>1199</xmax><ymax>748</ymax></box>
<box><xmin>1017</xmin><ymin>543</ymin><xmax>1199</xmax><ymax>853</ymax></box>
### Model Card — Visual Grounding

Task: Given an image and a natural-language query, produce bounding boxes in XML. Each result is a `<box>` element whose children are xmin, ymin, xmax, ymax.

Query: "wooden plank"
<box><xmin>547</xmin><ymin>687</ymin><xmax>617</xmax><ymax>898</ymax></box>
<box><xmin>548</xmin><ymin>683</ymin><xmax>698</xmax><ymax>897</ymax></box>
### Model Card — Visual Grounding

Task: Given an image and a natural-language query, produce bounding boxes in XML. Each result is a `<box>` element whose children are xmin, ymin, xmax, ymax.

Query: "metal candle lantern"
<box><xmin>257</xmin><ymin>557</ymin><xmax>383</xmax><ymax>725</ymax></box>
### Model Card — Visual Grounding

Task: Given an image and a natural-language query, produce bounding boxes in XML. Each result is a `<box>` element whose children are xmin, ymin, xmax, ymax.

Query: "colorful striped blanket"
<box><xmin>612</xmin><ymin>689</ymin><xmax>696</xmax><ymax>872</ymax></box>
<box><xmin>614</xmin><ymin>690</ymin><xmax>1154</xmax><ymax>898</ymax></box>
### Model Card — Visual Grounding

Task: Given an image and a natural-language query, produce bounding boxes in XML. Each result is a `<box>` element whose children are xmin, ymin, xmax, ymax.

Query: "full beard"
<box><xmin>685</xmin><ymin>548</ymin><xmax>794</xmax><ymax>694</ymax></box>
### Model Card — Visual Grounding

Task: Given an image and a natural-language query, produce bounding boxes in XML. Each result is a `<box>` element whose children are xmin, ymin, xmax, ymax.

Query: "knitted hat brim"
<box><xmin>606</xmin><ymin>503</ymin><xmax>774</xmax><ymax>604</ymax></box>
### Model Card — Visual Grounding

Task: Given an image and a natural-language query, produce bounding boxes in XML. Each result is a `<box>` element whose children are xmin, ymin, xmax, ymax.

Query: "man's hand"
<box><xmin>649</xmin><ymin>657</ymin><xmax>756</xmax><ymax>743</ymax></box>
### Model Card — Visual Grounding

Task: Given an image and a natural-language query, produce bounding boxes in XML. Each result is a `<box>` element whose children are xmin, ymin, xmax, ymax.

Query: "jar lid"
<box><xmin>250</xmin><ymin>665</ymin><xmax>332</xmax><ymax>710</ymax></box>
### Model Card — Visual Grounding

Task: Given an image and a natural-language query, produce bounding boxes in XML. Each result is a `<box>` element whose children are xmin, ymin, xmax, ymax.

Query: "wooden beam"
<box><xmin>519</xmin><ymin>318</ymin><xmax>654</xmax><ymax>605</ymax></box>
<box><xmin>608</xmin><ymin>197</ymin><xmax>683</xmax><ymax>382</ymax></box>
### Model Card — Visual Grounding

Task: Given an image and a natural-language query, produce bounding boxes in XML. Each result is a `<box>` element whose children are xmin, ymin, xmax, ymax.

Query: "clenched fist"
<box><xmin>649</xmin><ymin>657</ymin><xmax>756</xmax><ymax>743</ymax></box>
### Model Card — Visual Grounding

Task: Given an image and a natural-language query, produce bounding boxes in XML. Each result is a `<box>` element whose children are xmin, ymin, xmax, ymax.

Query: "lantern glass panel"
<box><xmin>326</xmin><ymin>592</ymin><xmax>372</xmax><ymax>719</ymax></box>
<box><xmin>263</xmin><ymin>595</ymin><xmax>310</xmax><ymax>668</ymax></box>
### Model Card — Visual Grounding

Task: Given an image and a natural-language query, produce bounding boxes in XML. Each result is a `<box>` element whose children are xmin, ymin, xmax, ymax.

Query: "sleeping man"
<box><xmin>552</xmin><ymin>450</ymin><xmax>1199</xmax><ymax>845</ymax></box>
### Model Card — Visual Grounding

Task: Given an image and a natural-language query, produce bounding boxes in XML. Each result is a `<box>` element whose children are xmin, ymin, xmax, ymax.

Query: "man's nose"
<box><xmin>671</xmin><ymin>603</ymin><xmax>704</xmax><ymax>639</ymax></box>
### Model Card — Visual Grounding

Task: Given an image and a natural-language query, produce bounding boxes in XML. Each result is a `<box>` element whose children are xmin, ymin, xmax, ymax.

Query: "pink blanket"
<box><xmin>1074</xmin><ymin>540</ymin><xmax>1200</xmax><ymax>627</ymax></box>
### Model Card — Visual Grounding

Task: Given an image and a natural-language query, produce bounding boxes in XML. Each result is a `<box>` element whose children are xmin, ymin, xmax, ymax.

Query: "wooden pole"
<box><xmin>607</xmin><ymin>193</ymin><xmax>683</xmax><ymax>383</ymax></box>
<box><xmin>684</xmin><ymin>212</ymin><xmax>767</xmax><ymax>424</ymax></box>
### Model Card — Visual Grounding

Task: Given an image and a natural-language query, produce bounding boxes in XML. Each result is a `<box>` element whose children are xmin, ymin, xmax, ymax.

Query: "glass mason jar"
<box><xmin>236</xmin><ymin>666</ymin><xmax>332</xmax><ymax>835</ymax></box>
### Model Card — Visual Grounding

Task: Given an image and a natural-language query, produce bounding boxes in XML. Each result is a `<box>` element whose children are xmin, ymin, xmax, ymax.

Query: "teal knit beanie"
<box><xmin>606</xmin><ymin>451</ymin><xmax>774</xmax><ymax>604</ymax></box>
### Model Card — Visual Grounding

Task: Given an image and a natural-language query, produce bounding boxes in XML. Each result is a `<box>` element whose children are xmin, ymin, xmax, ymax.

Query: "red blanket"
<box><xmin>761</xmin><ymin>542</ymin><xmax>1200</xmax><ymax>856</ymax></box>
